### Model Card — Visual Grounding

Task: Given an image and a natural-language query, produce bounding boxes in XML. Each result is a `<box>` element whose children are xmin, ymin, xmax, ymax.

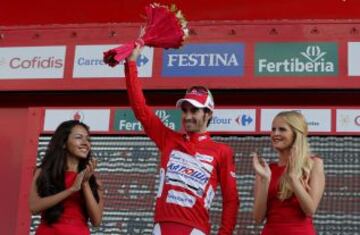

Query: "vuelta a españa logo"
<box><xmin>72</xmin><ymin>111</ymin><xmax>85</xmax><ymax>122</ymax></box>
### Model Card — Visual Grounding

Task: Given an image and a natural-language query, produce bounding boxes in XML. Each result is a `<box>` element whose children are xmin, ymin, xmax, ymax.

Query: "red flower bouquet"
<box><xmin>103</xmin><ymin>3</ymin><xmax>189</xmax><ymax>67</ymax></box>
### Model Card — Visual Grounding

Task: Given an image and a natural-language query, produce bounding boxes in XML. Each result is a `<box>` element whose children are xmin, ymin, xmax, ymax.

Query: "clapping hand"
<box><xmin>83</xmin><ymin>158</ymin><xmax>97</xmax><ymax>184</ymax></box>
<box><xmin>70</xmin><ymin>170</ymin><xmax>86</xmax><ymax>192</ymax></box>
<box><xmin>251</xmin><ymin>152</ymin><xmax>271</xmax><ymax>181</ymax></box>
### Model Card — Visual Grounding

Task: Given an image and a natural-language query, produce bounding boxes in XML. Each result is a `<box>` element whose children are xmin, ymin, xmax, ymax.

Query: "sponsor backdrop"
<box><xmin>348</xmin><ymin>42</ymin><xmax>360</xmax><ymax>76</ymax></box>
<box><xmin>162</xmin><ymin>43</ymin><xmax>245</xmax><ymax>77</ymax></box>
<box><xmin>260</xmin><ymin>109</ymin><xmax>331</xmax><ymax>132</ymax></box>
<box><xmin>255</xmin><ymin>43</ymin><xmax>338</xmax><ymax>76</ymax></box>
<box><xmin>0</xmin><ymin>46</ymin><xmax>66</xmax><ymax>79</ymax></box>
<box><xmin>43</xmin><ymin>107</ymin><xmax>360</xmax><ymax>135</ymax></box>
<box><xmin>336</xmin><ymin>109</ymin><xmax>360</xmax><ymax>132</ymax></box>
<box><xmin>1</xmin><ymin>23</ymin><xmax>360</xmax><ymax>90</ymax></box>
<box><xmin>73</xmin><ymin>45</ymin><xmax>153</xmax><ymax>78</ymax></box>
<box><xmin>43</xmin><ymin>109</ymin><xmax>111</xmax><ymax>131</ymax></box>
<box><xmin>113</xmin><ymin>109</ymin><xmax>182</xmax><ymax>132</ymax></box>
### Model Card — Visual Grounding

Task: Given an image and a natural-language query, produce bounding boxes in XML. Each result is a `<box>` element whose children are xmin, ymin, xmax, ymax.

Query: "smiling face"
<box><xmin>271</xmin><ymin>116</ymin><xmax>295</xmax><ymax>152</ymax></box>
<box><xmin>181</xmin><ymin>101</ymin><xmax>212</xmax><ymax>133</ymax></box>
<box><xmin>65</xmin><ymin>125</ymin><xmax>91</xmax><ymax>159</ymax></box>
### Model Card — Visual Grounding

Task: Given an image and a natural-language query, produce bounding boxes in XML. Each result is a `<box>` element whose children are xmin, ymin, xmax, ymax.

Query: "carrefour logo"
<box><xmin>211</xmin><ymin>114</ymin><xmax>253</xmax><ymax>126</ymax></box>
<box><xmin>255</xmin><ymin>42</ymin><xmax>338</xmax><ymax>76</ymax></box>
<box><xmin>235</xmin><ymin>115</ymin><xmax>253</xmax><ymax>126</ymax></box>
<box><xmin>208</xmin><ymin>109</ymin><xmax>256</xmax><ymax>132</ymax></box>
<box><xmin>73</xmin><ymin>45</ymin><xmax>153</xmax><ymax>78</ymax></box>
<box><xmin>162</xmin><ymin>43</ymin><xmax>245</xmax><ymax>77</ymax></box>
<box><xmin>77</xmin><ymin>54</ymin><xmax>149</xmax><ymax>67</ymax></box>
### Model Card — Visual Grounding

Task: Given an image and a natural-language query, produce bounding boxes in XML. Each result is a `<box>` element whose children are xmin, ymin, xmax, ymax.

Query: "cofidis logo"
<box><xmin>162</xmin><ymin>43</ymin><xmax>245</xmax><ymax>77</ymax></box>
<box><xmin>0</xmin><ymin>46</ymin><xmax>66</xmax><ymax>79</ymax></box>
<box><xmin>255</xmin><ymin>42</ymin><xmax>338</xmax><ymax>76</ymax></box>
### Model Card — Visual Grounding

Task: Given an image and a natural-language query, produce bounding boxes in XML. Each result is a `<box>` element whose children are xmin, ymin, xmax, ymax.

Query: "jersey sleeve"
<box><xmin>218</xmin><ymin>145</ymin><xmax>239</xmax><ymax>235</ymax></box>
<box><xmin>124</xmin><ymin>61</ymin><xmax>172</xmax><ymax>149</ymax></box>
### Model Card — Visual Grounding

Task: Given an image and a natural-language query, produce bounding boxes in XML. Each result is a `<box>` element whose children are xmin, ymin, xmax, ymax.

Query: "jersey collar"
<box><xmin>185</xmin><ymin>132</ymin><xmax>211</xmax><ymax>143</ymax></box>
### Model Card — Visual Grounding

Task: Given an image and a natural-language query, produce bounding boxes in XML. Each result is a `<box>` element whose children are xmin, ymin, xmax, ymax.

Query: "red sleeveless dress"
<box><xmin>261</xmin><ymin>163</ymin><xmax>316</xmax><ymax>235</ymax></box>
<box><xmin>36</xmin><ymin>171</ymin><xmax>90</xmax><ymax>235</ymax></box>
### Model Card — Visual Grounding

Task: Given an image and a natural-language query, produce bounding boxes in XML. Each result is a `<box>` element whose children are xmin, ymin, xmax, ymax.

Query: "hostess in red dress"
<box><xmin>261</xmin><ymin>163</ymin><xmax>316</xmax><ymax>235</ymax></box>
<box><xmin>35</xmin><ymin>171</ymin><xmax>90</xmax><ymax>235</ymax></box>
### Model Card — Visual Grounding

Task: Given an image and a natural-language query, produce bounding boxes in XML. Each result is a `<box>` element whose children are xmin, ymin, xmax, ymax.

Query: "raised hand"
<box><xmin>83</xmin><ymin>158</ymin><xmax>97</xmax><ymax>183</ymax></box>
<box><xmin>251</xmin><ymin>152</ymin><xmax>271</xmax><ymax>180</ymax></box>
<box><xmin>287</xmin><ymin>151</ymin><xmax>311</xmax><ymax>191</ymax></box>
<box><xmin>127</xmin><ymin>43</ymin><xmax>143</xmax><ymax>62</ymax></box>
<box><xmin>287</xmin><ymin>151</ymin><xmax>297</xmax><ymax>179</ymax></box>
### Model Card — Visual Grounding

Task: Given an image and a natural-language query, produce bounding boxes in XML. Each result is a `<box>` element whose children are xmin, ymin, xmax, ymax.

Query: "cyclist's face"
<box><xmin>181</xmin><ymin>102</ymin><xmax>210</xmax><ymax>133</ymax></box>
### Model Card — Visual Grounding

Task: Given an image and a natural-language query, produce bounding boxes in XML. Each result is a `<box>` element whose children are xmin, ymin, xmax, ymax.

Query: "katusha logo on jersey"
<box><xmin>167</xmin><ymin>163</ymin><xmax>209</xmax><ymax>185</ymax></box>
<box><xmin>256</xmin><ymin>43</ymin><xmax>338</xmax><ymax>76</ymax></box>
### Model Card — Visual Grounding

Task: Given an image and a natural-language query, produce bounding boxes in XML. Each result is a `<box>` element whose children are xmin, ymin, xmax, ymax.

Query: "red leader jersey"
<box><xmin>125</xmin><ymin>61</ymin><xmax>239</xmax><ymax>235</ymax></box>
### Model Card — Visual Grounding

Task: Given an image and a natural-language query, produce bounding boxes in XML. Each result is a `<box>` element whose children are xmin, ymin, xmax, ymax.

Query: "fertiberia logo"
<box><xmin>255</xmin><ymin>42</ymin><xmax>338</xmax><ymax>76</ymax></box>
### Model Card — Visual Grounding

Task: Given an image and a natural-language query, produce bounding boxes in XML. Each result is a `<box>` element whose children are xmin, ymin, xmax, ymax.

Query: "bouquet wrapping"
<box><xmin>103</xmin><ymin>3</ymin><xmax>188</xmax><ymax>67</ymax></box>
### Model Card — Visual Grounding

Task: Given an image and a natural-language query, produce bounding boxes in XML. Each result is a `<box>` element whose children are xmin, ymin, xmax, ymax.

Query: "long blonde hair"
<box><xmin>276</xmin><ymin>111</ymin><xmax>313</xmax><ymax>201</ymax></box>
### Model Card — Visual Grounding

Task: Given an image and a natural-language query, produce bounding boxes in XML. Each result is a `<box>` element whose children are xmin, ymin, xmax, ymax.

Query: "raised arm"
<box><xmin>288</xmin><ymin>157</ymin><xmax>325</xmax><ymax>216</ymax></box>
<box><xmin>29</xmin><ymin>168</ymin><xmax>84</xmax><ymax>214</ymax></box>
<box><xmin>218</xmin><ymin>147</ymin><xmax>239</xmax><ymax>235</ymax></box>
<box><xmin>124</xmin><ymin>46</ymin><xmax>172</xmax><ymax>148</ymax></box>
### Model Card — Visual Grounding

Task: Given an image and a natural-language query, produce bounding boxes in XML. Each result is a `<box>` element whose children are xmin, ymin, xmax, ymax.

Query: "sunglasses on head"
<box><xmin>186</xmin><ymin>86</ymin><xmax>209</xmax><ymax>95</ymax></box>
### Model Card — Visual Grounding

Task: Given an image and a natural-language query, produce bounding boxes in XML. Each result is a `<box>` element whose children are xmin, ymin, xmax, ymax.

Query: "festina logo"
<box><xmin>167</xmin><ymin>53</ymin><xmax>239</xmax><ymax>67</ymax></box>
<box><xmin>255</xmin><ymin>43</ymin><xmax>338</xmax><ymax>76</ymax></box>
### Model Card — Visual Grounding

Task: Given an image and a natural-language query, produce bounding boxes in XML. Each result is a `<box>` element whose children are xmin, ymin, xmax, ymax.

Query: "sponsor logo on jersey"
<box><xmin>204</xmin><ymin>186</ymin><xmax>215</xmax><ymax>210</ymax></box>
<box><xmin>166</xmin><ymin>190</ymin><xmax>196</xmax><ymax>208</ymax></box>
<box><xmin>166</xmin><ymin>150</ymin><xmax>214</xmax><ymax>197</ymax></box>
<box><xmin>195</xmin><ymin>153</ymin><xmax>214</xmax><ymax>163</ymax></box>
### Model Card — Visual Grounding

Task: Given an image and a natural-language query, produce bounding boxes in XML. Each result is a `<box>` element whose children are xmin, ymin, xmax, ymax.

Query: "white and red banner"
<box><xmin>73</xmin><ymin>45</ymin><xmax>154</xmax><ymax>78</ymax></box>
<box><xmin>0</xmin><ymin>46</ymin><xmax>66</xmax><ymax>79</ymax></box>
<box><xmin>41</xmin><ymin>107</ymin><xmax>360</xmax><ymax>135</ymax></box>
<box><xmin>1</xmin><ymin>23</ymin><xmax>360</xmax><ymax>90</ymax></box>
<box><xmin>348</xmin><ymin>42</ymin><xmax>360</xmax><ymax>76</ymax></box>
<box><xmin>208</xmin><ymin>109</ymin><xmax>256</xmax><ymax>133</ymax></box>
<box><xmin>260</xmin><ymin>108</ymin><xmax>332</xmax><ymax>133</ymax></box>
<box><xmin>43</xmin><ymin>109</ymin><xmax>111</xmax><ymax>132</ymax></box>
<box><xmin>336</xmin><ymin>109</ymin><xmax>360</xmax><ymax>132</ymax></box>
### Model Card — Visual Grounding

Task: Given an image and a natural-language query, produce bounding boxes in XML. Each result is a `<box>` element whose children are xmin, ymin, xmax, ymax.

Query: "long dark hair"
<box><xmin>36</xmin><ymin>120</ymin><xmax>100</xmax><ymax>224</ymax></box>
